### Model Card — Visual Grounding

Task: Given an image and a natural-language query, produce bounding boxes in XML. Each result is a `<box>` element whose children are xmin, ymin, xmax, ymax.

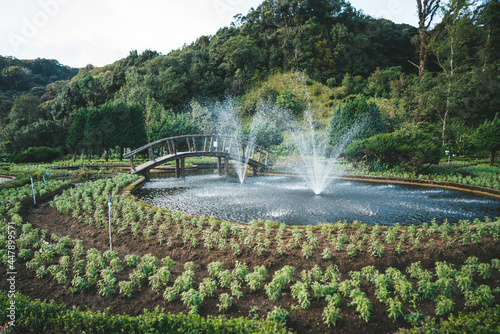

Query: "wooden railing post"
<box><xmin>186</xmin><ymin>138</ymin><xmax>191</xmax><ymax>152</ymax></box>
<box><xmin>181</xmin><ymin>158</ymin><xmax>185</xmax><ymax>178</ymax></box>
<box><xmin>192</xmin><ymin>137</ymin><xmax>197</xmax><ymax>152</ymax></box>
<box><xmin>171</xmin><ymin>140</ymin><xmax>177</xmax><ymax>155</ymax></box>
<box><xmin>130</xmin><ymin>156</ymin><xmax>136</xmax><ymax>172</ymax></box>
<box><xmin>167</xmin><ymin>140</ymin><xmax>172</xmax><ymax>155</ymax></box>
<box><xmin>148</xmin><ymin>147</ymin><xmax>155</xmax><ymax>161</ymax></box>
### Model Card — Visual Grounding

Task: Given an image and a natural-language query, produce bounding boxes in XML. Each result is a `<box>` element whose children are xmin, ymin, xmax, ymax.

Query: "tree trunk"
<box><xmin>418</xmin><ymin>30</ymin><xmax>427</xmax><ymax>76</ymax></box>
<box><xmin>490</xmin><ymin>149</ymin><xmax>497</xmax><ymax>166</ymax></box>
<box><xmin>442</xmin><ymin>34</ymin><xmax>455</xmax><ymax>146</ymax></box>
<box><xmin>120</xmin><ymin>146</ymin><xmax>124</xmax><ymax>161</ymax></box>
<box><xmin>73</xmin><ymin>150</ymin><xmax>77</xmax><ymax>162</ymax></box>
<box><xmin>417</xmin><ymin>0</ymin><xmax>441</xmax><ymax>76</ymax></box>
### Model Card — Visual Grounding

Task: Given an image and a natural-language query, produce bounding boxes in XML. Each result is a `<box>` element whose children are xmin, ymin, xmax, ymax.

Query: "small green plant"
<box><xmin>218</xmin><ymin>293</ymin><xmax>233</xmax><ymax>312</ymax></box>
<box><xmin>230</xmin><ymin>280</ymin><xmax>243</xmax><ymax>299</ymax></box>
<box><xmin>118</xmin><ymin>280</ymin><xmax>134</xmax><ymax>297</ymax></box>
<box><xmin>124</xmin><ymin>254</ymin><xmax>140</xmax><ymax>267</ymax></box>
<box><xmin>180</xmin><ymin>288</ymin><xmax>204</xmax><ymax>314</ymax></box>
<box><xmin>291</xmin><ymin>281</ymin><xmax>310</xmax><ymax>309</ymax></box>
<box><xmin>266</xmin><ymin>306</ymin><xmax>289</xmax><ymax>324</ymax></box>
<box><xmin>323</xmin><ymin>299</ymin><xmax>341</xmax><ymax>327</ymax></box>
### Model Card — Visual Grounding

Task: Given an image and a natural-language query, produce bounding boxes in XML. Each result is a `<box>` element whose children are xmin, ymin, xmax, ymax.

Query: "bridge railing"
<box><xmin>124</xmin><ymin>134</ymin><xmax>273</xmax><ymax>171</ymax></box>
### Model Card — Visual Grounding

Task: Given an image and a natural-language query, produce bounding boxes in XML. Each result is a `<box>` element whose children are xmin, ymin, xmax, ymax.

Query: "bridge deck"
<box><xmin>131</xmin><ymin>151</ymin><xmax>268</xmax><ymax>175</ymax></box>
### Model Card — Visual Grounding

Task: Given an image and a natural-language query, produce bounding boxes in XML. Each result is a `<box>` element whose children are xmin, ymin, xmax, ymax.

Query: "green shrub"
<box><xmin>329</xmin><ymin>95</ymin><xmax>386</xmax><ymax>146</ymax></box>
<box><xmin>276</xmin><ymin>90</ymin><xmax>303</xmax><ymax>115</ymax></box>
<box><xmin>397</xmin><ymin>305</ymin><xmax>500</xmax><ymax>333</ymax></box>
<box><xmin>344</xmin><ymin>125</ymin><xmax>441</xmax><ymax>173</ymax></box>
<box><xmin>0</xmin><ymin>291</ymin><xmax>292</xmax><ymax>334</ymax></box>
<box><xmin>242</xmin><ymin>121</ymin><xmax>284</xmax><ymax>149</ymax></box>
<box><xmin>14</xmin><ymin>147</ymin><xmax>62</xmax><ymax>163</ymax></box>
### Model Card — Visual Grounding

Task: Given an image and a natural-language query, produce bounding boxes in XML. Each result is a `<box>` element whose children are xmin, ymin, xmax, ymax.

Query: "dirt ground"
<box><xmin>1</xmin><ymin>187</ymin><xmax>499</xmax><ymax>334</ymax></box>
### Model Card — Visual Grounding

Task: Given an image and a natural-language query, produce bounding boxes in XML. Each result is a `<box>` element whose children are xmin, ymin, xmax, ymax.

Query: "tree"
<box><xmin>415</xmin><ymin>0</ymin><xmax>441</xmax><ymax>76</ymax></box>
<box><xmin>344</xmin><ymin>124</ymin><xmax>442</xmax><ymax>172</ymax></box>
<box><xmin>242</xmin><ymin>121</ymin><xmax>284</xmax><ymax>149</ymax></box>
<box><xmin>8</xmin><ymin>93</ymin><xmax>43</xmax><ymax>124</ymax></box>
<box><xmin>429</xmin><ymin>0</ymin><xmax>479</xmax><ymax>145</ymax></box>
<box><xmin>66</xmin><ymin>108</ymin><xmax>86</xmax><ymax>161</ymax></box>
<box><xmin>148</xmin><ymin>112</ymin><xmax>200</xmax><ymax>142</ymax></box>
<box><xmin>118</xmin><ymin>103</ymin><xmax>148</xmax><ymax>158</ymax></box>
<box><xmin>474</xmin><ymin>114</ymin><xmax>500</xmax><ymax>166</ymax></box>
<box><xmin>329</xmin><ymin>95</ymin><xmax>386</xmax><ymax>146</ymax></box>
<box><xmin>74</xmin><ymin>102</ymin><xmax>147</xmax><ymax>161</ymax></box>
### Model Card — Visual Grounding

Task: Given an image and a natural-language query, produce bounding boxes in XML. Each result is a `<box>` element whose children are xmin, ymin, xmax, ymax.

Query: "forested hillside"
<box><xmin>0</xmin><ymin>0</ymin><xmax>499</xmax><ymax>165</ymax></box>
<box><xmin>0</xmin><ymin>56</ymin><xmax>77</xmax><ymax>122</ymax></box>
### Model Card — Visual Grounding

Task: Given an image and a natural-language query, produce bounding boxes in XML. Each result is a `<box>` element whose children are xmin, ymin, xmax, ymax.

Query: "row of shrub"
<box><xmin>0</xmin><ymin>291</ymin><xmax>292</xmax><ymax>334</ymax></box>
<box><xmin>14</xmin><ymin>147</ymin><xmax>62</xmax><ymax>163</ymax></box>
<box><xmin>396</xmin><ymin>305</ymin><xmax>500</xmax><ymax>333</ymax></box>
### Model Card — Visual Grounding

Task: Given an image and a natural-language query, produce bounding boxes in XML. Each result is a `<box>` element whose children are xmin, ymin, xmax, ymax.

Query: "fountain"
<box><xmin>135</xmin><ymin>91</ymin><xmax>500</xmax><ymax>226</ymax></box>
<box><xmin>205</xmin><ymin>98</ymin><xmax>248</xmax><ymax>183</ymax></box>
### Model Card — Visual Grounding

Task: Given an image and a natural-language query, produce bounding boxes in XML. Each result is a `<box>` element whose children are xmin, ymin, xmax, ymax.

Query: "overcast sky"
<box><xmin>0</xmin><ymin>0</ymin><xmax>419</xmax><ymax>68</ymax></box>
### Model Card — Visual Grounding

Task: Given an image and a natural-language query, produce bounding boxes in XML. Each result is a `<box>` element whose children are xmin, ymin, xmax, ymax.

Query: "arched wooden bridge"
<box><xmin>124</xmin><ymin>134</ymin><xmax>273</xmax><ymax>178</ymax></box>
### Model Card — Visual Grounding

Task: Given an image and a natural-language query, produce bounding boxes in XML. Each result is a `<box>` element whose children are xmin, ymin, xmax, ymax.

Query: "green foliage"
<box><xmin>266</xmin><ymin>306</ymin><xmax>289</xmax><ymax>324</ymax></box>
<box><xmin>474</xmin><ymin>113</ymin><xmax>500</xmax><ymax>166</ymax></box>
<box><xmin>397</xmin><ymin>306</ymin><xmax>500</xmax><ymax>334</ymax></box>
<box><xmin>329</xmin><ymin>95</ymin><xmax>386</xmax><ymax>147</ymax></box>
<box><xmin>242</xmin><ymin>121</ymin><xmax>284</xmax><ymax>149</ymax></box>
<box><xmin>344</xmin><ymin>125</ymin><xmax>442</xmax><ymax>172</ymax></box>
<box><xmin>147</xmin><ymin>112</ymin><xmax>201</xmax><ymax>142</ymax></box>
<box><xmin>0</xmin><ymin>291</ymin><xmax>290</xmax><ymax>334</ymax></box>
<box><xmin>276</xmin><ymin>91</ymin><xmax>302</xmax><ymax>115</ymax></box>
<box><xmin>14</xmin><ymin>147</ymin><xmax>62</xmax><ymax>163</ymax></box>
<box><xmin>365</xmin><ymin>67</ymin><xmax>403</xmax><ymax>98</ymax></box>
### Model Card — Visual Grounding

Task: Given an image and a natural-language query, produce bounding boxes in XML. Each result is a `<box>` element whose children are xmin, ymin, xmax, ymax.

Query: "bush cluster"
<box><xmin>14</xmin><ymin>147</ymin><xmax>62</xmax><ymax>163</ymax></box>
<box><xmin>0</xmin><ymin>291</ymin><xmax>292</xmax><ymax>334</ymax></box>
<box><xmin>344</xmin><ymin>126</ymin><xmax>442</xmax><ymax>173</ymax></box>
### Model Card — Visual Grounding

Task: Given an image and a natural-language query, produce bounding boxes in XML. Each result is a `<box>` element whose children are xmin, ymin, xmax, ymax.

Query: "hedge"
<box><xmin>14</xmin><ymin>147</ymin><xmax>62</xmax><ymax>163</ymax></box>
<box><xmin>0</xmin><ymin>292</ymin><xmax>293</xmax><ymax>334</ymax></box>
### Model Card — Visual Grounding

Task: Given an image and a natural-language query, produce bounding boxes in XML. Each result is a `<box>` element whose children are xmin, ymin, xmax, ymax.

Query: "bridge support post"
<box><xmin>224</xmin><ymin>158</ymin><xmax>228</xmax><ymax>176</ymax></box>
<box><xmin>144</xmin><ymin>170</ymin><xmax>150</xmax><ymax>182</ymax></box>
<box><xmin>181</xmin><ymin>158</ymin><xmax>185</xmax><ymax>179</ymax></box>
<box><xmin>217</xmin><ymin>156</ymin><xmax>222</xmax><ymax>176</ymax></box>
<box><xmin>130</xmin><ymin>157</ymin><xmax>136</xmax><ymax>172</ymax></box>
<box><xmin>175</xmin><ymin>159</ymin><xmax>180</xmax><ymax>178</ymax></box>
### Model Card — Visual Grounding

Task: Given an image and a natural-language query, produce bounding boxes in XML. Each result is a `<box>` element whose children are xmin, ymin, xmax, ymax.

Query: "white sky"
<box><xmin>0</xmin><ymin>0</ymin><xmax>419</xmax><ymax>68</ymax></box>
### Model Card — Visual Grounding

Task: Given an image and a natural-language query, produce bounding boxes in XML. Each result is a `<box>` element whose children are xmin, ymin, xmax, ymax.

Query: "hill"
<box><xmin>0</xmin><ymin>0</ymin><xmax>498</xmax><ymax>163</ymax></box>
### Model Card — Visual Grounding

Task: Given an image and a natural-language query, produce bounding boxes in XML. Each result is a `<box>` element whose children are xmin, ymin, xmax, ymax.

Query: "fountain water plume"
<box><xmin>286</xmin><ymin>72</ymin><xmax>364</xmax><ymax>195</ymax></box>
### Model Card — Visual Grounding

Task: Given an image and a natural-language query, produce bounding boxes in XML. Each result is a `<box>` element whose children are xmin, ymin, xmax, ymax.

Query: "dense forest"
<box><xmin>0</xmin><ymin>0</ymin><xmax>499</xmax><ymax>166</ymax></box>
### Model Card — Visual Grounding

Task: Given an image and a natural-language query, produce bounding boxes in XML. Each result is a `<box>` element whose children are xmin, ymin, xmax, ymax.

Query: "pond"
<box><xmin>135</xmin><ymin>174</ymin><xmax>500</xmax><ymax>226</ymax></box>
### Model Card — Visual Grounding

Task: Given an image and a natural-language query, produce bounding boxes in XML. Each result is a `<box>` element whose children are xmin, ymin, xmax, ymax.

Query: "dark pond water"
<box><xmin>135</xmin><ymin>175</ymin><xmax>500</xmax><ymax>226</ymax></box>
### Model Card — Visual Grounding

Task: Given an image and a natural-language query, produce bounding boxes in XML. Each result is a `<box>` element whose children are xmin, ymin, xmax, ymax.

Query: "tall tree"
<box><xmin>66</xmin><ymin>108</ymin><xmax>86</xmax><ymax>161</ymax></box>
<box><xmin>474</xmin><ymin>113</ymin><xmax>500</xmax><ymax>166</ymax></box>
<box><xmin>429</xmin><ymin>0</ymin><xmax>478</xmax><ymax>144</ymax></box>
<box><xmin>415</xmin><ymin>0</ymin><xmax>441</xmax><ymax>76</ymax></box>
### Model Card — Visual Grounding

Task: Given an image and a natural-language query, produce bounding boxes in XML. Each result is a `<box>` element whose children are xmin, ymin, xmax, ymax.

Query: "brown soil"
<box><xmin>1</xmin><ymin>186</ymin><xmax>499</xmax><ymax>334</ymax></box>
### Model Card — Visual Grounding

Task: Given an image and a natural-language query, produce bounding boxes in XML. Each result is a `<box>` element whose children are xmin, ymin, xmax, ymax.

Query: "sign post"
<box><xmin>30</xmin><ymin>174</ymin><xmax>36</xmax><ymax>205</ymax></box>
<box><xmin>108</xmin><ymin>192</ymin><xmax>112</xmax><ymax>251</ymax></box>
